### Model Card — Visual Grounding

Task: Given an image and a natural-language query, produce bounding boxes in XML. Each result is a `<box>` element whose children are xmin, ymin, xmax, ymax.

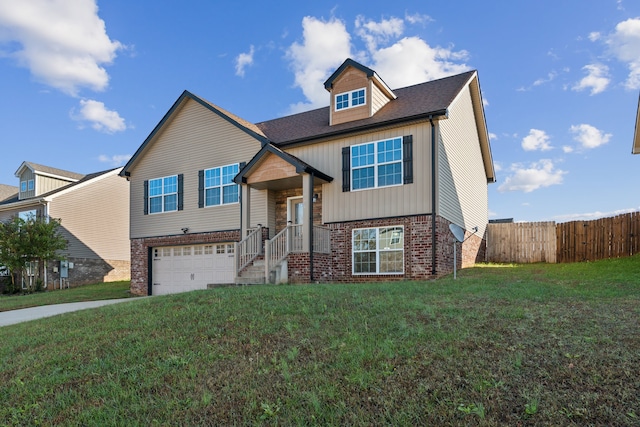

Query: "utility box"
<box><xmin>60</xmin><ymin>260</ymin><xmax>69</xmax><ymax>279</ymax></box>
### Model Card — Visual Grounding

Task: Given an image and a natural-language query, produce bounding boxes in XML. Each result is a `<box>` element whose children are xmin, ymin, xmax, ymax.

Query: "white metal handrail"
<box><xmin>236</xmin><ymin>226</ymin><xmax>263</xmax><ymax>273</ymax></box>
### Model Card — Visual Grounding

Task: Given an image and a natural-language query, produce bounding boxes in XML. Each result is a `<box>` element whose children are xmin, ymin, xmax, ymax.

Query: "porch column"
<box><xmin>302</xmin><ymin>173</ymin><xmax>313</xmax><ymax>253</ymax></box>
<box><xmin>241</xmin><ymin>183</ymin><xmax>251</xmax><ymax>237</ymax></box>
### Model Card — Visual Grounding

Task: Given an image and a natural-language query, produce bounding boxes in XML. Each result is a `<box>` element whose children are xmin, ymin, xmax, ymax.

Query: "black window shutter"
<box><xmin>177</xmin><ymin>174</ymin><xmax>184</xmax><ymax>211</ymax></box>
<box><xmin>143</xmin><ymin>180</ymin><xmax>149</xmax><ymax>215</ymax></box>
<box><xmin>342</xmin><ymin>146</ymin><xmax>351</xmax><ymax>192</ymax></box>
<box><xmin>403</xmin><ymin>135</ymin><xmax>413</xmax><ymax>184</ymax></box>
<box><xmin>198</xmin><ymin>170</ymin><xmax>204</xmax><ymax>208</ymax></box>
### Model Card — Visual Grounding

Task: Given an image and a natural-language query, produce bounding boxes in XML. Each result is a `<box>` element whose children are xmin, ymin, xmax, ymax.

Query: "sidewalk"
<box><xmin>0</xmin><ymin>298</ymin><xmax>138</xmax><ymax>327</ymax></box>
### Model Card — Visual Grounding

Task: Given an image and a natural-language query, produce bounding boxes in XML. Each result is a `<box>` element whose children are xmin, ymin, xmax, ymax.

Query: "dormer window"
<box><xmin>28</xmin><ymin>180</ymin><xmax>34</xmax><ymax>191</ymax></box>
<box><xmin>20</xmin><ymin>181</ymin><xmax>27</xmax><ymax>192</ymax></box>
<box><xmin>334</xmin><ymin>88</ymin><xmax>366</xmax><ymax>111</ymax></box>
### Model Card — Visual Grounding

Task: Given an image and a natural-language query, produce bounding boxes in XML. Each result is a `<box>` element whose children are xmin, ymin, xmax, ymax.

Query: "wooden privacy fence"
<box><xmin>486</xmin><ymin>211</ymin><xmax>640</xmax><ymax>263</ymax></box>
<box><xmin>556</xmin><ymin>212</ymin><xmax>640</xmax><ymax>263</ymax></box>
<box><xmin>486</xmin><ymin>222</ymin><xmax>557</xmax><ymax>263</ymax></box>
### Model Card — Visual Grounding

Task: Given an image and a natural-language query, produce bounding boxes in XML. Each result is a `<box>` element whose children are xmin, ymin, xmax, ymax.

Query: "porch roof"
<box><xmin>234</xmin><ymin>143</ymin><xmax>333</xmax><ymax>190</ymax></box>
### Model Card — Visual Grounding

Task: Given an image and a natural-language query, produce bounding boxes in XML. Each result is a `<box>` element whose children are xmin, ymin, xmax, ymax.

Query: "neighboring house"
<box><xmin>0</xmin><ymin>184</ymin><xmax>18</xmax><ymax>202</ymax></box>
<box><xmin>121</xmin><ymin>58</ymin><xmax>495</xmax><ymax>296</ymax></box>
<box><xmin>634</xmin><ymin>93</ymin><xmax>640</xmax><ymax>154</ymax></box>
<box><xmin>0</xmin><ymin>162</ymin><xmax>130</xmax><ymax>289</ymax></box>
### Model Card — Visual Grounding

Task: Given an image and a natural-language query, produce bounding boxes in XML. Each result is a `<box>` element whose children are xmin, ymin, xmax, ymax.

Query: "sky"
<box><xmin>0</xmin><ymin>0</ymin><xmax>639</xmax><ymax>223</ymax></box>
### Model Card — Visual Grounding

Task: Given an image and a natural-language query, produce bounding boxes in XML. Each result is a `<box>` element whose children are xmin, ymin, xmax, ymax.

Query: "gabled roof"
<box><xmin>0</xmin><ymin>184</ymin><xmax>18</xmax><ymax>202</ymax></box>
<box><xmin>120</xmin><ymin>90</ymin><xmax>270</xmax><ymax>177</ymax></box>
<box><xmin>324</xmin><ymin>58</ymin><xmax>396</xmax><ymax>100</ymax></box>
<box><xmin>633</xmin><ymin>93</ymin><xmax>640</xmax><ymax>154</ymax></box>
<box><xmin>235</xmin><ymin>143</ymin><xmax>333</xmax><ymax>185</ymax></box>
<box><xmin>257</xmin><ymin>70</ymin><xmax>476</xmax><ymax>146</ymax></box>
<box><xmin>0</xmin><ymin>168</ymin><xmax>121</xmax><ymax>209</ymax></box>
<box><xmin>15</xmin><ymin>161</ymin><xmax>84</xmax><ymax>181</ymax></box>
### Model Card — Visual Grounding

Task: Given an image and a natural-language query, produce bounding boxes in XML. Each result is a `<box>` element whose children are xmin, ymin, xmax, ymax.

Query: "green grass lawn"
<box><xmin>0</xmin><ymin>281</ymin><xmax>133</xmax><ymax>312</ymax></box>
<box><xmin>1</xmin><ymin>256</ymin><xmax>639</xmax><ymax>426</ymax></box>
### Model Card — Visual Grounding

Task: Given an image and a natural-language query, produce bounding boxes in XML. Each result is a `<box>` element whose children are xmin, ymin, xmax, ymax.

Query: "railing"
<box><xmin>236</xmin><ymin>226</ymin><xmax>263</xmax><ymax>273</ymax></box>
<box><xmin>264</xmin><ymin>224</ymin><xmax>331</xmax><ymax>277</ymax></box>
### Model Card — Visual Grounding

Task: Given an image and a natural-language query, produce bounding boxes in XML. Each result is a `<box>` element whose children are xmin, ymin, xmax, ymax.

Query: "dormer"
<box><xmin>15</xmin><ymin>162</ymin><xmax>84</xmax><ymax>200</ymax></box>
<box><xmin>324</xmin><ymin>58</ymin><xmax>397</xmax><ymax>126</ymax></box>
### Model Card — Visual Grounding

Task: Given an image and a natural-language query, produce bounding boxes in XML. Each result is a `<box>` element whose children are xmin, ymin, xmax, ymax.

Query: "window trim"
<box><xmin>148</xmin><ymin>174</ymin><xmax>178</xmax><ymax>214</ymax></box>
<box><xmin>28</xmin><ymin>179</ymin><xmax>34</xmax><ymax>191</ymax></box>
<box><xmin>350</xmin><ymin>137</ymin><xmax>403</xmax><ymax>191</ymax></box>
<box><xmin>352</xmin><ymin>225</ymin><xmax>405</xmax><ymax>275</ymax></box>
<box><xmin>334</xmin><ymin>87</ymin><xmax>367</xmax><ymax>112</ymax></box>
<box><xmin>203</xmin><ymin>163</ymin><xmax>240</xmax><ymax>207</ymax></box>
<box><xmin>20</xmin><ymin>181</ymin><xmax>27</xmax><ymax>192</ymax></box>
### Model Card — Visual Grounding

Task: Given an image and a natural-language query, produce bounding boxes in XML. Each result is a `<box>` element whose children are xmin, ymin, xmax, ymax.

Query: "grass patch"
<box><xmin>1</xmin><ymin>256</ymin><xmax>639</xmax><ymax>425</ymax></box>
<box><xmin>0</xmin><ymin>281</ymin><xmax>133</xmax><ymax>312</ymax></box>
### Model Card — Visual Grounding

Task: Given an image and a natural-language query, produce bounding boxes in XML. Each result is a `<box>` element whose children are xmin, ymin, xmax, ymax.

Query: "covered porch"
<box><xmin>234</xmin><ymin>144</ymin><xmax>333</xmax><ymax>284</ymax></box>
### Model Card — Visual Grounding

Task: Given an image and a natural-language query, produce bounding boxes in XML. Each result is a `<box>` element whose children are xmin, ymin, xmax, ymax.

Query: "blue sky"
<box><xmin>0</xmin><ymin>0</ymin><xmax>639</xmax><ymax>222</ymax></box>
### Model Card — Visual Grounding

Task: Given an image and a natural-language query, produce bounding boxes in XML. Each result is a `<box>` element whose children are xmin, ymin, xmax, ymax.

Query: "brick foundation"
<box><xmin>130</xmin><ymin>230</ymin><xmax>241</xmax><ymax>296</ymax></box>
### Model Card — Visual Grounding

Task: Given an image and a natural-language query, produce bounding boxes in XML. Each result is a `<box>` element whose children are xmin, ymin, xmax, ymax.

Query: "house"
<box><xmin>0</xmin><ymin>162</ymin><xmax>130</xmax><ymax>289</ymax></box>
<box><xmin>121</xmin><ymin>58</ymin><xmax>495</xmax><ymax>296</ymax></box>
<box><xmin>633</xmin><ymin>93</ymin><xmax>640</xmax><ymax>154</ymax></box>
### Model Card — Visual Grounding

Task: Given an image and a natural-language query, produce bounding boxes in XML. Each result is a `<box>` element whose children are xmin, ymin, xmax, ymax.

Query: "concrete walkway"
<box><xmin>0</xmin><ymin>298</ymin><xmax>138</xmax><ymax>327</ymax></box>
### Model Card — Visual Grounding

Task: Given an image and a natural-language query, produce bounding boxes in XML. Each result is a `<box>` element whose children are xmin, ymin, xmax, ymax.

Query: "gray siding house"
<box><xmin>121</xmin><ymin>58</ymin><xmax>495</xmax><ymax>296</ymax></box>
<box><xmin>0</xmin><ymin>162</ymin><xmax>130</xmax><ymax>289</ymax></box>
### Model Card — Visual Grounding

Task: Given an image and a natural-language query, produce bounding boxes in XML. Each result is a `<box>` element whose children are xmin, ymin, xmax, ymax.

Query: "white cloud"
<box><xmin>562</xmin><ymin>146</ymin><xmax>574</xmax><ymax>153</ymax></box>
<box><xmin>533</xmin><ymin>71</ymin><xmax>558</xmax><ymax>86</ymax></box>
<box><xmin>0</xmin><ymin>0</ymin><xmax>123</xmax><ymax>96</ymax></box>
<box><xmin>285</xmin><ymin>14</ymin><xmax>471</xmax><ymax>113</ymax></box>
<box><xmin>588</xmin><ymin>32</ymin><xmax>601</xmax><ymax>42</ymax></box>
<box><xmin>488</xmin><ymin>132</ymin><xmax>497</xmax><ymax>140</ymax></box>
<box><xmin>554</xmin><ymin>207</ymin><xmax>640</xmax><ymax>222</ymax></box>
<box><xmin>355</xmin><ymin>15</ymin><xmax>404</xmax><ymax>51</ymax></box>
<box><xmin>498</xmin><ymin>159</ymin><xmax>566</xmax><ymax>193</ymax></box>
<box><xmin>369</xmin><ymin>36</ymin><xmax>470</xmax><ymax>88</ymax></box>
<box><xmin>404</xmin><ymin>12</ymin><xmax>433</xmax><ymax>25</ymax></box>
<box><xmin>98</xmin><ymin>154</ymin><xmax>131</xmax><ymax>166</ymax></box>
<box><xmin>72</xmin><ymin>99</ymin><xmax>126</xmax><ymax>133</ymax></box>
<box><xmin>285</xmin><ymin>16</ymin><xmax>353</xmax><ymax>113</ymax></box>
<box><xmin>235</xmin><ymin>45</ymin><xmax>255</xmax><ymax>77</ymax></box>
<box><xmin>522</xmin><ymin>129</ymin><xmax>552</xmax><ymax>151</ymax></box>
<box><xmin>572</xmin><ymin>63</ymin><xmax>610</xmax><ymax>95</ymax></box>
<box><xmin>570</xmin><ymin>123</ymin><xmax>612</xmax><ymax>149</ymax></box>
<box><xmin>605</xmin><ymin>18</ymin><xmax>640</xmax><ymax>89</ymax></box>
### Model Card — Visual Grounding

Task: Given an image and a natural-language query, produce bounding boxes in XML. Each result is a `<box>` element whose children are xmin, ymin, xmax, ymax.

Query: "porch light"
<box><xmin>312</xmin><ymin>193</ymin><xmax>319</xmax><ymax>203</ymax></box>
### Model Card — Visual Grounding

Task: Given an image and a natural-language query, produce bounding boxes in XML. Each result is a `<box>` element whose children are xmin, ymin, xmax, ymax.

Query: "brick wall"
<box><xmin>130</xmin><ymin>230</ymin><xmax>241</xmax><ymax>296</ymax></box>
<box><xmin>273</xmin><ymin>186</ymin><xmax>323</xmax><ymax>232</ymax></box>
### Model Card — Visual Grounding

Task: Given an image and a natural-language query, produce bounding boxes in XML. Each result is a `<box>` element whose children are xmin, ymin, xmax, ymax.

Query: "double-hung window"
<box><xmin>335</xmin><ymin>88</ymin><xmax>366</xmax><ymax>111</ymax></box>
<box><xmin>353</xmin><ymin>226</ymin><xmax>404</xmax><ymax>274</ymax></box>
<box><xmin>204</xmin><ymin>163</ymin><xmax>239</xmax><ymax>206</ymax></box>
<box><xmin>351</xmin><ymin>137</ymin><xmax>402</xmax><ymax>190</ymax></box>
<box><xmin>149</xmin><ymin>175</ymin><xmax>178</xmax><ymax>214</ymax></box>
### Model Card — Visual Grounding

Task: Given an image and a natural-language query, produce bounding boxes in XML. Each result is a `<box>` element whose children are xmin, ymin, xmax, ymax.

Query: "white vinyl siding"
<box><xmin>438</xmin><ymin>84</ymin><xmax>489</xmax><ymax>236</ymax></box>
<box><xmin>128</xmin><ymin>98</ymin><xmax>266</xmax><ymax>239</ymax></box>
<box><xmin>286</xmin><ymin>123</ymin><xmax>432</xmax><ymax>223</ymax></box>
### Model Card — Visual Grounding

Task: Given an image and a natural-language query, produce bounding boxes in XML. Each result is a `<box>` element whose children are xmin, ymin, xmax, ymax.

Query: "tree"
<box><xmin>0</xmin><ymin>215</ymin><xmax>68</xmax><ymax>292</ymax></box>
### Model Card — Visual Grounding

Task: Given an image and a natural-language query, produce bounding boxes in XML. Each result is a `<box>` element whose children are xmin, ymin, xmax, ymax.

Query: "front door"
<box><xmin>287</xmin><ymin>196</ymin><xmax>304</xmax><ymax>251</ymax></box>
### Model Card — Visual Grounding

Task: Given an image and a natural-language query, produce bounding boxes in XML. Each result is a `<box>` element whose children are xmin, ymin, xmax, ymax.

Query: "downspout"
<box><xmin>309</xmin><ymin>172</ymin><xmax>315</xmax><ymax>282</ymax></box>
<box><xmin>430</xmin><ymin>118</ymin><xmax>437</xmax><ymax>276</ymax></box>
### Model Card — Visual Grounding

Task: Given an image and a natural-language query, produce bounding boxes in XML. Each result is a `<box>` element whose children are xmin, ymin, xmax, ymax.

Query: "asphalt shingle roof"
<box><xmin>256</xmin><ymin>70</ymin><xmax>476</xmax><ymax>145</ymax></box>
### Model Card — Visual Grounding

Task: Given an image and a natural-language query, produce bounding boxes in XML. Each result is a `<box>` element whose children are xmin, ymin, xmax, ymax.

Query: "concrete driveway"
<box><xmin>0</xmin><ymin>298</ymin><xmax>138</xmax><ymax>327</ymax></box>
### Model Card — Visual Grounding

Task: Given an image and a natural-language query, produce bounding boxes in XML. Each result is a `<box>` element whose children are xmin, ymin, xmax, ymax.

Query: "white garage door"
<box><xmin>152</xmin><ymin>243</ymin><xmax>235</xmax><ymax>295</ymax></box>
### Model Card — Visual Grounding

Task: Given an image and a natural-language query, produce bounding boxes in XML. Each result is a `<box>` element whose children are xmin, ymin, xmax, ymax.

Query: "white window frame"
<box><xmin>28</xmin><ymin>179</ymin><xmax>34</xmax><ymax>191</ymax></box>
<box><xmin>352</xmin><ymin>226</ymin><xmax>405</xmax><ymax>275</ymax></box>
<box><xmin>350</xmin><ymin>137</ymin><xmax>403</xmax><ymax>191</ymax></box>
<box><xmin>20</xmin><ymin>181</ymin><xmax>27</xmax><ymax>192</ymax></box>
<box><xmin>334</xmin><ymin>87</ymin><xmax>366</xmax><ymax>111</ymax></box>
<box><xmin>204</xmin><ymin>163</ymin><xmax>240</xmax><ymax>207</ymax></box>
<box><xmin>149</xmin><ymin>175</ymin><xmax>178</xmax><ymax>214</ymax></box>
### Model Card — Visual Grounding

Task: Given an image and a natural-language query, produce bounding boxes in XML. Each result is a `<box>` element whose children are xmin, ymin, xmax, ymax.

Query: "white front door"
<box><xmin>287</xmin><ymin>196</ymin><xmax>304</xmax><ymax>251</ymax></box>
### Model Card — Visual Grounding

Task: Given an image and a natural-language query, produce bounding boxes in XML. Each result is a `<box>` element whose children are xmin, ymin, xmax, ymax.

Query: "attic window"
<box><xmin>335</xmin><ymin>88</ymin><xmax>366</xmax><ymax>111</ymax></box>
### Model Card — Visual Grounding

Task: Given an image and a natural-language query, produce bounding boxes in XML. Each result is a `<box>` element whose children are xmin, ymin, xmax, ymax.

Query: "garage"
<box><xmin>151</xmin><ymin>243</ymin><xmax>235</xmax><ymax>295</ymax></box>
